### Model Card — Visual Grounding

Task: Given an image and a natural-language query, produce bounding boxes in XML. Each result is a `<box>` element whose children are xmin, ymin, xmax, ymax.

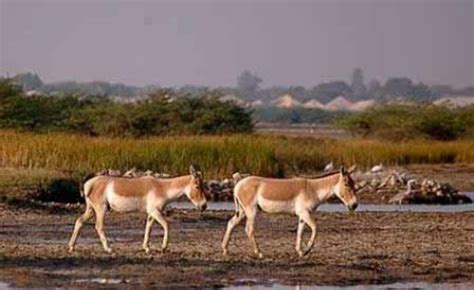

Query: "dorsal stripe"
<box><xmin>308</xmin><ymin>170</ymin><xmax>340</xmax><ymax>179</ymax></box>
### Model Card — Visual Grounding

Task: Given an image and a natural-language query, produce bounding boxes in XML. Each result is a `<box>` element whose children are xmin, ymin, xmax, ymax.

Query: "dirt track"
<box><xmin>0</xmin><ymin>204</ymin><xmax>473</xmax><ymax>288</ymax></box>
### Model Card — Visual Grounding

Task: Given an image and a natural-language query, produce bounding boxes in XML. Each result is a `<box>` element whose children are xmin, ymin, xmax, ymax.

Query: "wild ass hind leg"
<box><xmin>221</xmin><ymin>208</ymin><xmax>245</xmax><ymax>256</ymax></box>
<box><xmin>299</xmin><ymin>210</ymin><xmax>317</xmax><ymax>256</ymax></box>
<box><xmin>295</xmin><ymin>217</ymin><xmax>306</xmax><ymax>257</ymax></box>
<box><xmin>142</xmin><ymin>215</ymin><xmax>155</xmax><ymax>254</ymax></box>
<box><xmin>245</xmin><ymin>207</ymin><xmax>263</xmax><ymax>259</ymax></box>
<box><xmin>94</xmin><ymin>204</ymin><xmax>113</xmax><ymax>254</ymax></box>
<box><xmin>149</xmin><ymin>209</ymin><xmax>169</xmax><ymax>252</ymax></box>
<box><xmin>68</xmin><ymin>202</ymin><xmax>93</xmax><ymax>252</ymax></box>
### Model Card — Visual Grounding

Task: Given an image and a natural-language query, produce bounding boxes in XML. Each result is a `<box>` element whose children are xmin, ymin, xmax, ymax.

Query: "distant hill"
<box><xmin>325</xmin><ymin>96</ymin><xmax>354</xmax><ymax>111</ymax></box>
<box><xmin>271</xmin><ymin>94</ymin><xmax>302</xmax><ymax>108</ymax></box>
<box><xmin>268</xmin><ymin>94</ymin><xmax>375</xmax><ymax>112</ymax></box>
<box><xmin>303</xmin><ymin>99</ymin><xmax>325</xmax><ymax>109</ymax></box>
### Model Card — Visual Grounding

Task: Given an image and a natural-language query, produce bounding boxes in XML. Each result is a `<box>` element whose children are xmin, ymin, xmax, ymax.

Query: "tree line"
<box><xmin>12</xmin><ymin>70</ymin><xmax>474</xmax><ymax>105</ymax></box>
<box><xmin>236</xmin><ymin>69</ymin><xmax>474</xmax><ymax>103</ymax></box>
<box><xmin>337</xmin><ymin>104</ymin><xmax>474</xmax><ymax>140</ymax></box>
<box><xmin>0</xmin><ymin>78</ymin><xmax>253</xmax><ymax>137</ymax></box>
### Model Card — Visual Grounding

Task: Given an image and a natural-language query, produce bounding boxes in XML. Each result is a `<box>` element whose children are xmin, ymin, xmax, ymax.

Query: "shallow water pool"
<box><xmin>224</xmin><ymin>282</ymin><xmax>474</xmax><ymax>290</ymax></box>
<box><xmin>170</xmin><ymin>192</ymin><xmax>473</xmax><ymax>213</ymax></box>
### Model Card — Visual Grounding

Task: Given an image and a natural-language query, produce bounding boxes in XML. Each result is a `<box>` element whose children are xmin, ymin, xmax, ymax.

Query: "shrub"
<box><xmin>253</xmin><ymin>107</ymin><xmax>349</xmax><ymax>124</ymax></box>
<box><xmin>337</xmin><ymin>104</ymin><xmax>474</xmax><ymax>140</ymax></box>
<box><xmin>0</xmin><ymin>79</ymin><xmax>254</xmax><ymax>136</ymax></box>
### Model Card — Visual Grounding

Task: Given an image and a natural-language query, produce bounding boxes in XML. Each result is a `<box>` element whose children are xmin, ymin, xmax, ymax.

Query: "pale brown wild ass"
<box><xmin>69</xmin><ymin>165</ymin><xmax>207</xmax><ymax>254</ymax></box>
<box><xmin>222</xmin><ymin>166</ymin><xmax>358</xmax><ymax>258</ymax></box>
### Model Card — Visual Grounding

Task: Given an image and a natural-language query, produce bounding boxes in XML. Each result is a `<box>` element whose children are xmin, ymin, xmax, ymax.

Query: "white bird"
<box><xmin>405</xmin><ymin>179</ymin><xmax>417</xmax><ymax>194</ymax></box>
<box><xmin>371</xmin><ymin>163</ymin><xmax>384</xmax><ymax>174</ymax></box>
<box><xmin>323</xmin><ymin>162</ymin><xmax>334</xmax><ymax>172</ymax></box>
<box><xmin>391</xmin><ymin>179</ymin><xmax>418</xmax><ymax>205</ymax></box>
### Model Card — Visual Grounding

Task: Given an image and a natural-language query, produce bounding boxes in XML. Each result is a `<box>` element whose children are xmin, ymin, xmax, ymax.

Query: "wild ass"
<box><xmin>222</xmin><ymin>166</ymin><xmax>358</xmax><ymax>258</ymax></box>
<box><xmin>68</xmin><ymin>165</ymin><xmax>207</xmax><ymax>254</ymax></box>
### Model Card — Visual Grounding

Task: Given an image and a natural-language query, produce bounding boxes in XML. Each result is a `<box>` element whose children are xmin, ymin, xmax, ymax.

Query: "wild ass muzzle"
<box><xmin>222</xmin><ymin>166</ymin><xmax>358</xmax><ymax>258</ymax></box>
<box><xmin>69</xmin><ymin>165</ymin><xmax>207</xmax><ymax>254</ymax></box>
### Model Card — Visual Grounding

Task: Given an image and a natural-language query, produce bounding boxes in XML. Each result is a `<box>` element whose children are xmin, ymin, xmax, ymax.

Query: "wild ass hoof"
<box><xmin>104</xmin><ymin>247</ymin><xmax>113</xmax><ymax>254</ymax></box>
<box><xmin>68</xmin><ymin>246</ymin><xmax>75</xmax><ymax>253</ymax></box>
<box><xmin>222</xmin><ymin>249</ymin><xmax>228</xmax><ymax>256</ymax></box>
<box><xmin>143</xmin><ymin>247</ymin><xmax>151</xmax><ymax>254</ymax></box>
<box><xmin>302</xmin><ymin>247</ymin><xmax>312</xmax><ymax>257</ymax></box>
<box><xmin>297</xmin><ymin>250</ymin><xmax>304</xmax><ymax>258</ymax></box>
<box><xmin>255</xmin><ymin>252</ymin><xmax>264</xmax><ymax>259</ymax></box>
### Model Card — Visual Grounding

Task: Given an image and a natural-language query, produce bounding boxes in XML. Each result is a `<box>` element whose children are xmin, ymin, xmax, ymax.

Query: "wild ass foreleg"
<box><xmin>68</xmin><ymin>203</ymin><xmax>93</xmax><ymax>252</ymax></box>
<box><xmin>142</xmin><ymin>215</ymin><xmax>155</xmax><ymax>253</ymax></box>
<box><xmin>245</xmin><ymin>210</ymin><xmax>263</xmax><ymax>258</ymax></box>
<box><xmin>94</xmin><ymin>206</ymin><xmax>112</xmax><ymax>253</ymax></box>
<box><xmin>295</xmin><ymin>218</ymin><xmax>306</xmax><ymax>257</ymax></box>
<box><xmin>150</xmin><ymin>210</ymin><xmax>169</xmax><ymax>251</ymax></box>
<box><xmin>299</xmin><ymin>211</ymin><xmax>317</xmax><ymax>256</ymax></box>
<box><xmin>221</xmin><ymin>210</ymin><xmax>245</xmax><ymax>255</ymax></box>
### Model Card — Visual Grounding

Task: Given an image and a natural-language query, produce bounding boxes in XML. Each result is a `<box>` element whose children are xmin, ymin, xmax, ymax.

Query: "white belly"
<box><xmin>257</xmin><ymin>195</ymin><xmax>295</xmax><ymax>213</ymax></box>
<box><xmin>105</xmin><ymin>184</ymin><xmax>146</xmax><ymax>212</ymax></box>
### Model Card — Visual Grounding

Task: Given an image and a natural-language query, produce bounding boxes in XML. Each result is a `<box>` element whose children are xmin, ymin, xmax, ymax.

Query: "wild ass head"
<box><xmin>187</xmin><ymin>165</ymin><xmax>207</xmax><ymax>211</ymax></box>
<box><xmin>334</xmin><ymin>166</ymin><xmax>358</xmax><ymax>211</ymax></box>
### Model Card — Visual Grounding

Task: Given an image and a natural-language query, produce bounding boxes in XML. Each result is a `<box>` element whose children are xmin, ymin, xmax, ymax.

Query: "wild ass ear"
<box><xmin>190</xmin><ymin>164</ymin><xmax>203</xmax><ymax>178</ymax></box>
<box><xmin>340</xmin><ymin>166</ymin><xmax>346</xmax><ymax>175</ymax></box>
<box><xmin>348</xmin><ymin>165</ymin><xmax>357</xmax><ymax>174</ymax></box>
<box><xmin>189</xmin><ymin>164</ymin><xmax>197</xmax><ymax>177</ymax></box>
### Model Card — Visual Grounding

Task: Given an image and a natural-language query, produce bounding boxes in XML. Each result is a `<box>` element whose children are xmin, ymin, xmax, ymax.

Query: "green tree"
<box><xmin>13</xmin><ymin>72</ymin><xmax>43</xmax><ymax>91</ymax></box>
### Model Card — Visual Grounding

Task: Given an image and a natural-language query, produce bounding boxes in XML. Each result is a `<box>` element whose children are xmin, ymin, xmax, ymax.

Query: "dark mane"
<box><xmin>314</xmin><ymin>170</ymin><xmax>340</xmax><ymax>178</ymax></box>
<box><xmin>296</xmin><ymin>170</ymin><xmax>340</xmax><ymax>179</ymax></box>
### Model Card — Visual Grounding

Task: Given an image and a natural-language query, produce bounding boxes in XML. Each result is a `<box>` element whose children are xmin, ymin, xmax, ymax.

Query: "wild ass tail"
<box><xmin>233</xmin><ymin>194</ymin><xmax>240</xmax><ymax>214</ymax></box>
<box><xmin>231</xmin><ymin>172</ymin><xmax>246</xmax><ymax>215</ymax></box>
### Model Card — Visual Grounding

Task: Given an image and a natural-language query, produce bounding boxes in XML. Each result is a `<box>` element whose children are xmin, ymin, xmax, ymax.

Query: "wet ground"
<box><xmin>171</xmin><ymin>200</ymin><xmax>474</xmax><ymax>212</ymax></box>
<box><xmin>0</xmin><ymin>203</ymin><xmax>473</xmax><ymax>288</ymax></box>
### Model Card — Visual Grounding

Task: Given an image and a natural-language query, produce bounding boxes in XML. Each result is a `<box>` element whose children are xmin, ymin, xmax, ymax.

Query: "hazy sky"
<box><xmin>1</xmin><ymin>0</ymin><xmax>473</xmax><ymax>87</ymax></box>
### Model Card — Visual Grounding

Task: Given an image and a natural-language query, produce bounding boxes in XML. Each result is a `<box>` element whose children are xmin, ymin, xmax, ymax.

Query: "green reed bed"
<box><xmin>0</xmin><ymin>130</ymin><xmax>473</xmax><ymax>178</ymax></box>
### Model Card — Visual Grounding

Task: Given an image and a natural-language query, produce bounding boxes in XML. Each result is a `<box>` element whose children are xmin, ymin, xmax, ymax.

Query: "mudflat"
<box><xmin>0</xmin><ymin>204</ymin><xmax>472</xmax><ymax>288</ymax></box>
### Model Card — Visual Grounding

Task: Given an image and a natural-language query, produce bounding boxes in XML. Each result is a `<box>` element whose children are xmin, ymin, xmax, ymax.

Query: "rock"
<box><xmin>107</xmin><ymin>169</ymin><xmax>121</xmax><ymax>176</ymax></box>
<box><xmin>144</xmin><ymin>170</ymin><xmax>154</xmax><ymax>176</ymax></box>
<box><xmin>356</xmin><ymin>167</ymin><xmax>469</xmax><ymax>205</ymax></box>
<box><xmin>370</xmin><ymin>179</ymin><xmax>380</xmax><ymax>189</ymax></box>
<box><xmin>123</xmin><ymin>168</ymin><xmax>137</xmax><ymax>177</ymax></box>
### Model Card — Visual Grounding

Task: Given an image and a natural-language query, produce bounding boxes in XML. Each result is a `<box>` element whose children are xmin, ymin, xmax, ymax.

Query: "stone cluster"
<box><xmin>354</xmin><ymin>169</ymin><xmax>472</xmax><ymax>205</ymax></box>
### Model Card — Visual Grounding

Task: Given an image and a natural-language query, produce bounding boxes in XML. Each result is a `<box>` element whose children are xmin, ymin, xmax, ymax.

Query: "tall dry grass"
<box><xmin>0</xmin><ymin>130</ymin><xmax>473</xmax><ymax>178</ymax></box>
